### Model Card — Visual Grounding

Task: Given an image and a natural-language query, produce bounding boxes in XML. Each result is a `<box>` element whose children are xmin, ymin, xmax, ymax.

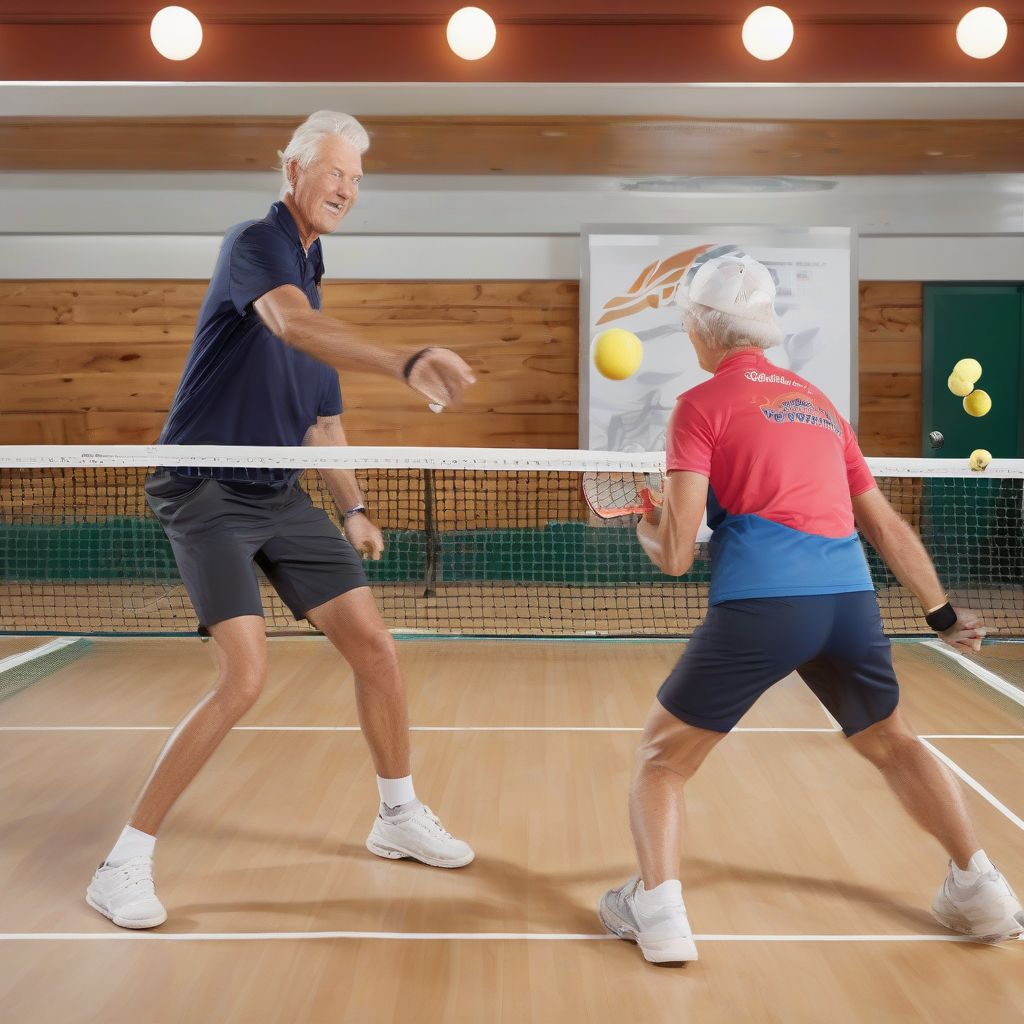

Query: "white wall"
<box><xmin>2</xmin><ymin>233</ymin><xmax>1023</xmax><ymax>282</ymax></box>
<box><xmin>4</xmin><ymin>82</ymin><xmax>1023</xmax><ymax>119</ymax></box>
<box><xmin>1</xmin><ymin>172</ymin><xmax>1022</xmax><ymax>281</ymax></box>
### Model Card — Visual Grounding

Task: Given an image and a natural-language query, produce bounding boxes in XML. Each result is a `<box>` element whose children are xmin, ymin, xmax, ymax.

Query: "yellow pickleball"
<box><xmin>969</xmin><ymin>449</ymin><xmax>992</xmax><ymax>472</ymax></box>
<box><xmin>963</xmin><ymin>389</ymin><xmax>992</xmax><ymax>417</ymax></box>
<box><xmin>952</xmin><ymin>358</ymin><xmax>982</xmax><ymax>385</ymax></box>
<box><xmin>947</xmin><ymin>373</ymin><xmax>973</xmax><ymax>397</ymax></box>
<box><xmin>593</xmin><ymin>328</ymin><xmax>643</xmax><ymax>381</ymax></box>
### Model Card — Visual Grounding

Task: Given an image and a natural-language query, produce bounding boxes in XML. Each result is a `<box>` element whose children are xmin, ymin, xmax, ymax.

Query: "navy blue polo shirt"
<box><xmin>160</xmin><ymin>201</ymin><xmax>342</xmax><ymax>485</ymax></box>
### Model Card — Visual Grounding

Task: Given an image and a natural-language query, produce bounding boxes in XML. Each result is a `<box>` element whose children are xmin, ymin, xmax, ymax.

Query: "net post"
<box><xmin>422</xmin><ymin>468</ymin><xmax>439</xmax><ymax>599</ymax></box>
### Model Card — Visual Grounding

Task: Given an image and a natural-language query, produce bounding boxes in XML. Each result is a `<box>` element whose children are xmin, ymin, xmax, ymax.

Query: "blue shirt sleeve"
<box><xmin>228</xmin><ymin>222</ymin><xmax>305</xmax><ymax>316</ymax></box>
<box><xmin>319</xmin><ymin>366</ymin><xmax>343</xmax><ymax>417</ymax></box>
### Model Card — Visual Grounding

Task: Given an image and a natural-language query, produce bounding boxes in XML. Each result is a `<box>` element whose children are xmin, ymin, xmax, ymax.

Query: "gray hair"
<box><xmin>685</xmin><ymin>302</ymin><xmax>783</xmax><ymax>352</ymax></box>
<box><xmin>278</xmin><ymin>110</ymin><xmax>370</xmax><ymax>198</ymax></box>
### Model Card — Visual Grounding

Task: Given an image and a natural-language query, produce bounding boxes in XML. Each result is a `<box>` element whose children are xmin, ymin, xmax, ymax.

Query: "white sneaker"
<box><xmin>932</xmin><ymin>858</ymin><xmax>1024</xmax><ymax>943</ymax></box>
<box><xmin>366</xmin><ymin>802</ymin><xmax>475</xmax><ymax>869</ymax></box>
<box><xmin>599</xmin><ymin>876</ymin><xmax>698</xmax><ymax>964</ymax></box>
<box><xmin>86</xmin><ymin>856</ymin><xmax>167</xmax><ymax>929</ymax></box>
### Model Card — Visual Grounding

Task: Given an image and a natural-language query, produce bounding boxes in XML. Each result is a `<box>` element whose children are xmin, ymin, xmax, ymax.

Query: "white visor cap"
<box><xmin>687</xmin><ymin>254</ymin><xmax>777</xmax><ymax>323</ymax></box>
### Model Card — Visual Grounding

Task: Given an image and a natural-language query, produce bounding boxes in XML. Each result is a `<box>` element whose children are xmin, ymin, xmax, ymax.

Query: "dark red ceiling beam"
<box><xmin>0</xmin><ymin>10</ymin><xmax>1022</xmax><ymax>82</ymax></box>
<box><xmin>4</xmin><ymin>3</ymin><xmax>1024</xmax><ymax>22</ymax></box>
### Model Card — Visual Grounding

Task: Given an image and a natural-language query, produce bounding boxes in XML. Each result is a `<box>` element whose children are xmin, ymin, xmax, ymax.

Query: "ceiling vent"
<box><xmin>621</xmin><ymin>176</ymin><xmax>838</xmax><ymax>194</ymax></box>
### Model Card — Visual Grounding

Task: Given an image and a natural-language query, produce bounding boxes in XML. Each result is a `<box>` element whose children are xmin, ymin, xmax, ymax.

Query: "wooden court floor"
<box><xmin>0</xmin><ymin>636</ymin><xmax>1021</xmax><ymax>1023</ymax></box>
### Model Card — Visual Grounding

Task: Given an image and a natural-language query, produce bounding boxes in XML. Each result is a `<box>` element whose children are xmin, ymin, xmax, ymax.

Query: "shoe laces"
<box><xmin>115</xmin><ymin>857</ymin><xmax>157</xmax><ymax>897</ymax></box>
<box><xmin>418</xmin><ymin>806</ymin><xmax>454</xmax><ymax>839</ymax></box>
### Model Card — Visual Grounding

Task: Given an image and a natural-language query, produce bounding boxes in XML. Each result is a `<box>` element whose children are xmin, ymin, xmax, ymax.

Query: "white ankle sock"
<box><xmin>968</xmin><ymin>850</ymin><xmax>995</xmax><ymax>874</ymax></box>
<box><xmin>952</xmin><ymin>849</ymin><xmax>994</xmax><ymax>885</ymax></box>
<box><xmin>637</xmin><ymin>879</ymin><xmax>683</xmax><ymax>908</ymax></box>
<box><xmin>946</xmin><ymin>847</ymin><xmax>995</xmax><ymax>888</ymax></box>
<box><xmin>377</xmin><ymin>774</ymin><xmax>416</xmax><ymax>809</ymax></box>
<box><xmin>106</xmin><ymin>825</ymin><xmax>156</xmax><ymax>867</ymax></box>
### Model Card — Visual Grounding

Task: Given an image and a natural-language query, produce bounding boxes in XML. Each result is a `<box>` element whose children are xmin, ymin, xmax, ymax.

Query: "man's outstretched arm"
<box><xmin>852</xmin><ymin>487</ymin><xmax>988</xmax><ymax>652</ymax></box>
<box><xmin>255</xmin><ymin>284</ymin><xmax>476</xmax><ymax>409</ymax></box>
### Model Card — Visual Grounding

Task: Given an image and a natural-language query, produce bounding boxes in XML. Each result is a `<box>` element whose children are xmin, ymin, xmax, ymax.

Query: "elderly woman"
<box><xmin>599</xmin><ymin>253</ymin><xmax>1022</xmax><ymax>964</ymax></box>
<box><xmin>87</xmin><ymin>112</ymin><xmax>476</xmax><ymax>930</ymax></box>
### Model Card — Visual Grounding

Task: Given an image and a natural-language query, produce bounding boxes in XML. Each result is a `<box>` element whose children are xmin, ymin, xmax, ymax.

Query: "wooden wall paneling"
<box><xmin>1</xmin><ymin>277</ymin><xmax>924</xmax><ymax>454</ymax></box>
<box><xmin>3</xmin><ymin>117</ymin><xmax>1023</xmax><ymax>176</ymax></box>
<box><xmin>0</xmin><ymin>279</ymin><xmax>582</xmax><ymax>450</ymax></box>
<box><xmin>857</xmin><ymin>281</ymin><xmax>923</xmax><ymax>456</ymax></box>
<box><xmin>0</xmin><ymin>412</ymin><xmax>171</xmax><ymax>446</ymax></box>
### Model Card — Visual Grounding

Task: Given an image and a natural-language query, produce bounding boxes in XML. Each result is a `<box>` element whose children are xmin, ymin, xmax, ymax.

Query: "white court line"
<box><xmin>0</xmin><ymin>726</ymin><xmax>1020</xmax><ymax>738</ymax></box>
<box><xmin>0</xmin><ymin>637</ymin><xmax>81</xmax><ymax>674</ymax></box>
<box><xmin>818</xmin><ymin>702</ymin><xmax>843</xmax><ymax>732</ymax></box>
<box><xmin>0</xmin><ymin>931</ymin><xmax>1006</xmax><ymax>944</ymax></box>
<box><xmin>922</xmin><ymin>734</ymin><xmax>1024</xmax><ymax>740</ymax></box>
<box><xmin>922</xmin><ymin>640</ymin><xmax>1024</xmax><ymax>710</ymax></box>
<box><xmin>920</xmin><ymin>738</ymin><xmax>1024</xmax><ymax>832</ymax></box>
<box><xmin>0</xmin><ymin>725</ymin><xmax>841</xmax><ymax>734</ymax></box>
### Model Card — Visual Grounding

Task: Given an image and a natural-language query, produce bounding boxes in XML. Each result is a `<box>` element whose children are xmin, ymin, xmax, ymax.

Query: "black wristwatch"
<box><xmin>343</xmin><ymin>504</ymin><xmax>367</xmax><ymax>521</ymax></box>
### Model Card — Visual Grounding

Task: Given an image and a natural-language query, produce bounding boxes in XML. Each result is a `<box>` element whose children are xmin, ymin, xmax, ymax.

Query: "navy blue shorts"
<box><xmin>657</xmin><ymin>592</ymin><xmax>900</xmax><ymax>737</ymax></box>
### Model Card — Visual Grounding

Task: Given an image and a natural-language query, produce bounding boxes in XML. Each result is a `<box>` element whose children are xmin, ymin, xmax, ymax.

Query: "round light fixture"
<box><xmin>956</xmin><ymin>7</ymin><xmax>1008</xmax><ymax>59</ymax></box>
<box><xmin>150</xmin><ymin>6</ymin><xmax>203</xmax><ymax>61</ymax></box>
<box><xmin>741</xmin><ymin>6</ymin><xmax>794</xmax><ymax>61</ymax></box>
<box><xmin>446</xmin><ymin>7</ymin><xmax>497</xmax><ymax>61</ymax></box>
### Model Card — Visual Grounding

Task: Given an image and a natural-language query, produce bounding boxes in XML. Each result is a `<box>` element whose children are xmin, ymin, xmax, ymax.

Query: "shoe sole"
<box><xmin>365</xmin><ymin>836</ymin><xmax>475</xmax><ymax>869</ymax></box>
<box><xmin>598</xmin><ymin>898</ymin><xmax>698</xmax><ymax>964</ymax></box>
<box><xmin>932</xmin><ymin>903</ymin><xmax>1024</xmax><ymax>944</ymax></box>
<box><xmin>86</xmin><ymin>892</ymin><xmax>167</xmax><ymax>930</ymax></box>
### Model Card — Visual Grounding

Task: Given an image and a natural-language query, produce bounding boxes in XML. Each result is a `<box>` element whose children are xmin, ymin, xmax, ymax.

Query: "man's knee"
<box><xmin>215</xmin><ymin>653</ymin><xmax>268</xmax><ymax>714</ymax></box>
<box><xmin>636</xmin><ymin>705</ymin><xmax>726</xmax><ymax>779</ymax></box>
<box><xmin>352</xmin><ymin>627</ymin><xmax>400</xmax><ymax>681</ymax></box>
<box><xmin>849</xmin><ymin>709</ymin><xmax>921</xmax><ymax>769</ymax></box>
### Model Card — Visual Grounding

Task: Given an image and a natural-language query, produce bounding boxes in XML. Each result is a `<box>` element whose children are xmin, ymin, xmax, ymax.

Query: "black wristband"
<box><xmin>402</xmin><ymin>347</ymin><xmax>433</xmax><ymax>380</ymax></box>
<box><xmin>925</xmin><ymin>602</ymin><xmax>958</xmax><ymax>632</ymax></box>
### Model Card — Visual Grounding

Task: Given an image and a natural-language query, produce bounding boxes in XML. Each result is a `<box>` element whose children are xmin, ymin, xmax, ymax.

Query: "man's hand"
<box><xmin>344</xmin><ymin>514</ymin><xmax>385</xmax><ymax>561</ymax></box>
<box><xmin>636</xmin><ymin>515</ymin><xmax>658</xmax><ymax>543</ymax></box>
<box><xmin>938</xmin><ymin>605</ymin><xmax>991</xmax><ymax>654</ymax></box>
<box><xmin>405</xmin><ymin>348</ymin><xmax>476</xmax><ymax>409</ymax></box>
<box><xmin>634</xmin><ymin>471</ymin><xmax>706</xmax><ymax>577</ymax></box>
<box><xmin>635</xmin><ymin>516</ymin><xmax>664</xmax><ymax>570</ymax></box>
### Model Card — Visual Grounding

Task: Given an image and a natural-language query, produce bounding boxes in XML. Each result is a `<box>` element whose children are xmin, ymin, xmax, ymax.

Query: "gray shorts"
<box><xmin>145</xmin><ymin>472</ymin><xmax>369</xmax><ymax>634</ymax></box>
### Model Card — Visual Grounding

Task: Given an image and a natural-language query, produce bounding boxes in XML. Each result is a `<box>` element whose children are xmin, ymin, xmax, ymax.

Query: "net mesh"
<box><xmin>2</xmin><ymin>448</ymin><xmax>1023</xmax><ymax>638</ymax></box>
<box><xmin>0</xmin><ymin>638</ymin><xmax>91</xmax><ymax>703</ymax></box>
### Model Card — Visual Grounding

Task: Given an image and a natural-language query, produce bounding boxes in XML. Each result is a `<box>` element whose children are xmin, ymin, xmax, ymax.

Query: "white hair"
<box><xmin>685</xmin><ymin>301</ymin><xmax>783</xmax><ymax>352</ymax></box>
<box><xmin>277</xmin><ymin>110</ymin><xmax>370</xmax><ymax>198</ymax></box>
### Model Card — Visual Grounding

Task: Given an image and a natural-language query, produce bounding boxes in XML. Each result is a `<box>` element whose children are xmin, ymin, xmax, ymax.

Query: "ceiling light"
<box><xmin>956</xmin><ymin>7</ymin><xmax>1008</xmax><ymax>59</ymax></box>
<box><xmin>150</xmin><ymin>6</ymin><xmax>203</xmax><ymax>61</ymax></box>
<box><xmin>447</xmin><ymin>7</ymin><xmax>497</xmax><ymax>61</ymax></box>
<box><xmin>742</xmin><ymin>6</ymin><xmax>794</xmax><ymax>61</ymax></box>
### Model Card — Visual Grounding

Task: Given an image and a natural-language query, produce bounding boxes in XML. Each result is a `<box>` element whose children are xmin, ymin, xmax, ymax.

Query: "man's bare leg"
<box><xmin>848</xmin><ymin>707</ymin><xmax>978</xmax><ymax>868</ymax></box>
<box><xmin>307</xmin><ymin>588</ymin><xmax>409</xmax><ymax>780</ymax></box>
<box><xmin>88</xmin><ymin>615</ymin><xmax>268</xmax><ymax>928</ymax></box>
<box><xmin>629</xmin><ymin>701</ymin><xmax>728</xmax><ymax>887</ymax></box>
<box><xmin>307</xmin><ymin>587</ymin><xmax>473</xmax><ymax>868</ymax></box>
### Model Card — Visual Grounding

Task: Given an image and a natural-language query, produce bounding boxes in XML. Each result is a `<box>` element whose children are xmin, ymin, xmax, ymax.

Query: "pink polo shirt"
<box><xmin>666</xmin><ymin>349</ymin><xmax>876</xmax><ymax>603</ymax></box>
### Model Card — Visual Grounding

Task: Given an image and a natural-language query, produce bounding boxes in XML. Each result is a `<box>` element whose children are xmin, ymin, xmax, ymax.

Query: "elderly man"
<box><xmin>86</xmin><ymin>111</ymin><xmax>476</xmax><ymax>930</ymax></box>
<box><xmin>599</xmin><ymin>253</ymin><xmax>1023</xmax><ymax>964</ymax></box>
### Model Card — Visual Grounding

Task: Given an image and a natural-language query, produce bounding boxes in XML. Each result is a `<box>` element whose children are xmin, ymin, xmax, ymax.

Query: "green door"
<box><xmin>921</xmin><ymin>284</ymin><xmax>1024</xmax><ymax>590</ymax></box>
<box><xmin>923</xmin><ymin>284</ymin><xmax>1024</xmax><ymax>458</ymax></box>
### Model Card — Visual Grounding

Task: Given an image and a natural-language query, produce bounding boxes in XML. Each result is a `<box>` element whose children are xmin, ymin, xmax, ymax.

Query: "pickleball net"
<box><xmin>2</xmin><ymin>446</ymin><xmax>1023</xmax><ymax>638</ymax></box>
